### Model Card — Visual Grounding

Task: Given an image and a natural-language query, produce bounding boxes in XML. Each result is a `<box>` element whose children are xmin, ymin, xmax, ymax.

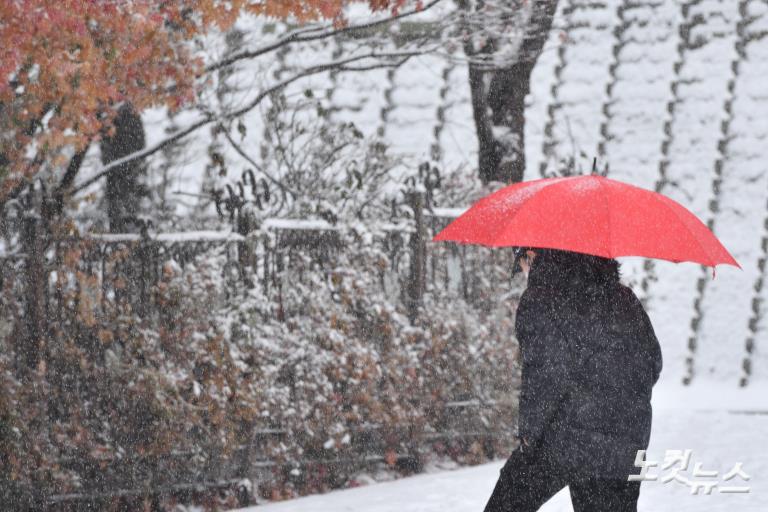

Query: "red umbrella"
<box><xmin>432</xmin><ymin>174</ymin><xmax>740</xmax><ymax>278</ymax></box>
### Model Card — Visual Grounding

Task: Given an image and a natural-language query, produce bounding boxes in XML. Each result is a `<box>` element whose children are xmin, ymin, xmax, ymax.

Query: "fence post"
<box><xmin>405</xmin><ymin>190</ymin><xmax>426</xmax><ymax>322</ymax></box>
<box><xmin>236</xmin><ymin>209</ymin><xmax>257</xmax><ymax>288</ymax></box>
<box><xmin>136</xmin><ymin>225</ymin><xmax>152</xmax><ymax>318</ymax></box>
<box><xmin>21</xmin><ymin>213</ymin><xmax>47</xmax><ymax>369</ymax></box>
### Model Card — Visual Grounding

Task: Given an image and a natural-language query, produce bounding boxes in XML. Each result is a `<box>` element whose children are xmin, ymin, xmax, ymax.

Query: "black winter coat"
<box><xmin>515</xmin><ymin>272</ymin><xmax>663</xmax><ymax>480</ymax></box>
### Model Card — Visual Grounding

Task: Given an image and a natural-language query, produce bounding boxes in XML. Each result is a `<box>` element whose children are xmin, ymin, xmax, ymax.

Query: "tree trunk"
<box><xmin>100</xmin><ymin>102</ymin><xmax>148</xmax><ymax>233</ymax></box>
<box><xmin>100</xmin><ymin>102</ymin><xmax>150</xmax><ymax>317</ymax></box>
<box><xmin>405</xmin><ymin>190</ymin><xmax>427</xmax><ymax>322</ymax></box>
<box><xmin>467</xmin><ymin>0</ymin><xmax>560</xmax><ymax>184</ymax></box>
<box><xmin>20</xmin><ymin>213</ymin><xmax>47</xmax><ymax>370</ymax></box>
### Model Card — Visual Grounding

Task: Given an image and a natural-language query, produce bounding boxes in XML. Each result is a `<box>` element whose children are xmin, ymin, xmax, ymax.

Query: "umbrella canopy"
<box><xmin>432</xmin><ymin>174</ymin><xmax>740</xmax><ymax>277</ymax></box>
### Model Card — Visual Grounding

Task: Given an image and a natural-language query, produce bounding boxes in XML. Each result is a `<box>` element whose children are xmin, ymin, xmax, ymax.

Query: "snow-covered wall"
<box><xmin>521</xmin><ymin>0</ymin><xmax>767</xmax><ymax>391</ymax></box>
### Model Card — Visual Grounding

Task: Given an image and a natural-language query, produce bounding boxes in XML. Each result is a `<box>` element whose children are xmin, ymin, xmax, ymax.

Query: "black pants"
<box><xmin>483</xmin><ymin>447</ymin><xmax>641</xmax><ymax>512</ymax></box>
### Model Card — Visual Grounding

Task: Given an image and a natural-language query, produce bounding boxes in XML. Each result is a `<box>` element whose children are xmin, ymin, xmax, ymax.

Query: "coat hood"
<box><xmin>526</xmin><ymin>248</ymin><xmax>621</xmax><ymax>296</ymax></box>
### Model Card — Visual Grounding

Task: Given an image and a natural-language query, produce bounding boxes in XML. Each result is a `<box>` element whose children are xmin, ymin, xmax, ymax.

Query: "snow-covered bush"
<box><xmin>0</xmin><ymin>227</ymin><xmax>522</xmax><ymax>510</ymax></box>
<box><xmin>0</xmin><ymin>95</ymin><xmax>523</xmax><ymax>511</ymax></box>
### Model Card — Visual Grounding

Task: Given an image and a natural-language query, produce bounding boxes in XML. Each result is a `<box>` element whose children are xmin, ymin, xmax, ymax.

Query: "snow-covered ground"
<box><xmin>232</xmin><ymin>383</ymin><xmax>768</xmax><ymax>512</ymax></box>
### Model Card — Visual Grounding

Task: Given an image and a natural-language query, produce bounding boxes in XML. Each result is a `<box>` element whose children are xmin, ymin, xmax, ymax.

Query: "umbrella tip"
<box><xmin>590</xmin><ymin>156</ymin><xmax>609</xmax><ymax>177</ymax></box>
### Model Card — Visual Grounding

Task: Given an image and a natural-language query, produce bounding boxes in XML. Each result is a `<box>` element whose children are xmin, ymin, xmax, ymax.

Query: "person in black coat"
<box><xmin>483</xmin><ymin>247</ymin><xmax>663</xmax><ymax>512</ymax></box>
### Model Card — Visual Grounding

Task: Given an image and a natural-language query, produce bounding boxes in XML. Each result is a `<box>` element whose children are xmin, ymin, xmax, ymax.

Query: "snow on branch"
<box><xmin>205</xmin><ymin>0</ymin><xmax>445</xmax><ymax>74</ymax></box>
<box><xmin>72</xmin><ymin>49</ymin><xmax>426</xmax><ymax>195</ymax></box>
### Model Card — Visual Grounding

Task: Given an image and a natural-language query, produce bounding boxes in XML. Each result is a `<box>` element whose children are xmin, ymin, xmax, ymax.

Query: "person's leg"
<box><xmin>483</xmin><ymin>448</ymin><xmax>569</xmax><ymax>512</ymax></box>
<box><xmin>569</xmin><ymin>478</ymin><xmax>641</xmax><ymax>512</ymax></box>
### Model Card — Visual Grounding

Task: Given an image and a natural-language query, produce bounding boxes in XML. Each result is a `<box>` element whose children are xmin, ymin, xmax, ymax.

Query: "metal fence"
<box><xmin>46</xmin><ymin>400</ymin><xmax>517</xmax><ymax>509</ymax></box>
<box><xmin>4</xmin><ymin>194</ymin><xmax>520</xmax><ymax>335</ymax></box>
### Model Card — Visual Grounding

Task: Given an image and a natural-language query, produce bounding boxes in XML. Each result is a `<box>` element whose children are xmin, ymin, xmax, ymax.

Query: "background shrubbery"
<box><xmin>0</xmin><ymin>232</ymin><xmax>522</xmax><ymax>510</ymax></box>
<box><xmin>0</xmin><ymin>100</ymin><xmax>524</xmax><ymax>511</ymax></box>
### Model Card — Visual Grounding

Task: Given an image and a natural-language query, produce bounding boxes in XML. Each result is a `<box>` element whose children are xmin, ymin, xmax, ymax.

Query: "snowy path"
<box><xmin>233</xmin><ymin>385</ymin><xmax>768</xmax><ymax>512</ymax></box>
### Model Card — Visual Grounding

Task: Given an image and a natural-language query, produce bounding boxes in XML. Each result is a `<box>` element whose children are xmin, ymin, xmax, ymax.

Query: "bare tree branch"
<box><xmin>48</xmin><ymin>140</ymin><xmax>91</xmax><ymax>218</ymax></box>
<box><xmin>204</xmin><ymin>0</ymin><xmax>444</xmax><ymax>74</ymax></box>
<box><xmin>72</xmin><ymin>115</ymin><xmax>212</xmax><ymax>195</ymax></box>
<box><xmin>71</xmin><ymin>50</ymin><xmax>426</xmax><ymax>195</ymax></box>
<box><xmin>221</xmin><ymin>127</ymin><xmax>297</xmax><ymax>199</ymax></box>
<box><xmin>336</xmin><ymin>57</ymin><xmax>411</xmax><ymax>71</ymax></box>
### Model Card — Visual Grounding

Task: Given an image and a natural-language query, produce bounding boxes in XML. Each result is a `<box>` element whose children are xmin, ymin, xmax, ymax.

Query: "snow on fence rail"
<box><xmin>4</xmin><ymin>200</ymin><xmax>514</xmax><ymax>334</ymax></box>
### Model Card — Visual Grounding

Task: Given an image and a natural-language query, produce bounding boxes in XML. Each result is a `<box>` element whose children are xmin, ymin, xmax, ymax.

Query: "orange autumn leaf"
<box><xmin>0</xmin><ymin>0</ymin><xmax>409</xmax><ymax>199</ymax></box>
<box><xmin>384</xmin><ymin>448</ymin><xmax>398</xmax><ymax>466</ymax></box>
